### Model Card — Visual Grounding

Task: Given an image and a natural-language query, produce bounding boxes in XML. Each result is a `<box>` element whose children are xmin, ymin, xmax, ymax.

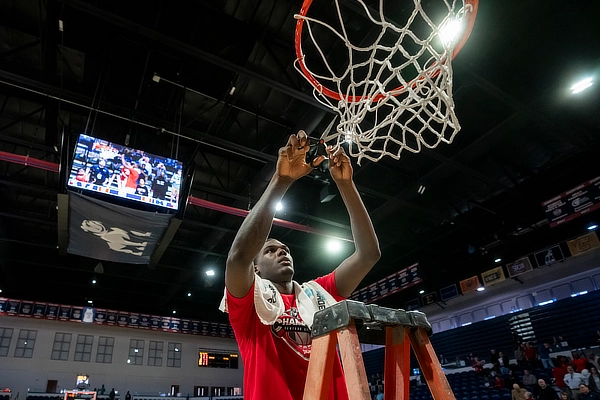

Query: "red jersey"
<box><xmin>124</xmin><ymin>167</ymin><xmax>140</xmax><ymax>189</ymax></box>
<box><xmin>573</xmin><ymin>357</ymin><xmax>588</xmax><ymax>372</ymax></box>
<box><xmin>226</xmin><ymin>273</ymin><xmax>349</xmax><ymax>400</ymax></box>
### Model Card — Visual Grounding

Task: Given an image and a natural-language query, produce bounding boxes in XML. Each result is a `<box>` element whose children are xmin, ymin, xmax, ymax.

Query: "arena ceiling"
<box><xmin>1</xmin><ymin>0</ymin><xmax>599</xmax><ymax>324</ymax></box>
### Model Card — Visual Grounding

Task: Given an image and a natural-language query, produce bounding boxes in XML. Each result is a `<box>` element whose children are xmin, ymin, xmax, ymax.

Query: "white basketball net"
<box><xmin>295</xmin><ymin>0</ymin><xmax>473</xmax><ymax>164</ymax></box>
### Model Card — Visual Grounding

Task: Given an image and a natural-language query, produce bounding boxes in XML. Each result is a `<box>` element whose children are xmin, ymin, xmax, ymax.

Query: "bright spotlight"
<box><xmin>419</xmin><ymin>290</ymin><xmax>425</xmax><ymax>294</ymax></box>
<box><xmin>477</xmin><ymin>287</ymin><xmax>485</xmax><ymax>292</ymax></box>
<box><xmin>275</xmin><ymin>201</ymin><xmax>283</xmax><ymax>211</ymax></box>
<box><xmin>344</xmin><ymin>130</ymin><xmax>353</xmax><ymax>143</ymax></box>
<box><xmin>206</xmin><ymin>270</ymin><xmax>215</xmax><ymax>276</ymax></box>
<box><xmin>587</xmin><ymin>224</ymin><xmax>598</xmax><ymax>231</ymax></box>
<box><xmin>326</xmin><ymin>239</ymin><xmax>342</xmax><ymax>253</ymax></box>
<box><xmin>571</xmin><ymin>77</ymin><xmax>593</xmax><ymax>94</ymax></box>
<box><xmin>494</xmin><ymin>258</ymin><xmax>502</xmax><ymax>263</ymax></box>
<box><xmin>439</xmin><ymin>19</ymin><xmax>462</xmax><ymax>46</ymax></box>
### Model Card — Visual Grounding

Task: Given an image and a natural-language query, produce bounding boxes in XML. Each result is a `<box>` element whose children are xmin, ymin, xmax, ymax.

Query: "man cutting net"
<box><xmin>221</xmin><ymin>130</ymin><xmax>380</xmax><ymax>399</ymax></box>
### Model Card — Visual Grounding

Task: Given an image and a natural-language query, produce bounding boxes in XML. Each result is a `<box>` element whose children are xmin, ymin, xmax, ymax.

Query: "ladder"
<box><xmin>303</xmin><ymin>300</ymin><xmax>455</xmax><ymax>400</ymax></box>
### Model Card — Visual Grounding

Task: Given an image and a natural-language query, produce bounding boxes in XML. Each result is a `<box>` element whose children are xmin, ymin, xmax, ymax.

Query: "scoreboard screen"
<box><xmin>198</xmin><ymin>350</ymin><xmax>239</xmax><ymax>369</ymax></box>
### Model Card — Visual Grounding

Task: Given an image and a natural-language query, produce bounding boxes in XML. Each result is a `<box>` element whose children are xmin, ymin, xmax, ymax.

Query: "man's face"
<box><xmin>538</xmin><ymin>379</ymin><xmax>546</xmax><ymax>388</ymax></box>
<box><xmin>254</xmin><ymin>239</ymin><xmax>294</xmax><ymax>281</ymax></box>
<box><xmin>99</xmin><ymin>159</ymin><xmax>106</xmax><ymax>167</ymax></box>
<box><xmin>567</xmin><ymin>366</ymin><xmax>574</xmax><ymax>373</ymax></box>
<box><xmin>580</xmin><ymin>385</ymin><xmax>588</xmax><ymax>394</ymax></box>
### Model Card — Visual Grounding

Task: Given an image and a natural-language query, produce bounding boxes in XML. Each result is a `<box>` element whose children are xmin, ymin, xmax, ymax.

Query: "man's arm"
<box><xmin>327</xmin><ymin>146</ymin><xmax>381</xmax><ymax>298</ymax></box>
<box><xmin>225</xmin><ymin>131</ymin><xmax>324</xmax><ymax>298</ymax></box>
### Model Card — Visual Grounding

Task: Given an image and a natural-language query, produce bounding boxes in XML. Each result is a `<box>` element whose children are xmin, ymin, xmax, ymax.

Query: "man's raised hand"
<box><xmin>276</xmin><ymin>130</ymin><xmax>325</xmax><ymax>182</ymax></box>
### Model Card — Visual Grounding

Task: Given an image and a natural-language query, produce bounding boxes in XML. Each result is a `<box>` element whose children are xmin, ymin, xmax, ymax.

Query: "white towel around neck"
<box><xmin>219</xmin><ymin>273</ymin><xmax>338</xmax><ymax>328</ymax></box>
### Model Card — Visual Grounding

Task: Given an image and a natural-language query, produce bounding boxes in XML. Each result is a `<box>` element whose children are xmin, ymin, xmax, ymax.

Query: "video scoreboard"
<box><xmin>198</xmin><ymin>349</ymin><xmax>239</xmax><ymax>369</ymax></box>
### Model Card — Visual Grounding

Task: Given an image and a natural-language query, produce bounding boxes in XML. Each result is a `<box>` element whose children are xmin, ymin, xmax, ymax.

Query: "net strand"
<box><xmin>295</xmin><ymin>0</ymin><xmax>471</xmax><ymax>163</ymax></box>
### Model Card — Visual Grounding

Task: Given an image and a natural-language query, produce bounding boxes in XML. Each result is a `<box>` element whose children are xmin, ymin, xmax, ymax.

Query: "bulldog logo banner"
<box><xmin>67</xmin><ymin>192</ymin><xmax>172</xmax><ymax>264</ymax></box>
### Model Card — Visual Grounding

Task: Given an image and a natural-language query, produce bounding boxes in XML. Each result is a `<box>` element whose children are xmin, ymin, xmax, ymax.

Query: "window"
<box><xmin>148</xmin><ymin>341</ymin><xmax>163</xmax><ymax>366</ymax></box>
<box><xmin>128</xmin><ymin>339</ymin><xmax>144</xmax><ymax>365</ymax></box>
<box><xmin>96</xmin><ymin>336</ymin><xmax>114</xmax><ymax>363</ymax></box>
<box><xmin>74</xmin><ymin>335</ymin><xmax>94</xmax><ymax>362</ymax></box>
<box><xmin>51</xmin><ymin>332</ymin><xmax>72</xmax><ymax>360</ymax></box>
<box><xmin>14</xmin><ymin>329</ymin><xmax>37</xmax><ymax>358</ymax></box>
<box><xmin>167</xmin><ymin>342</ymin><xmax>181</xmax><ymax>368</ymax></box>
<box><xmin>0</xmin><ymin>328</ymin><xmax>13</xmax><ymax>357</ymax></box>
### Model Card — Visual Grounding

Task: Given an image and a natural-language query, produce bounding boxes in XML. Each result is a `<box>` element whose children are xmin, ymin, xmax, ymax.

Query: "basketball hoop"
<box><xmin>295</xmin><ymin>0</ymin><xmax>479</xmax><ymax>163</ymax></box>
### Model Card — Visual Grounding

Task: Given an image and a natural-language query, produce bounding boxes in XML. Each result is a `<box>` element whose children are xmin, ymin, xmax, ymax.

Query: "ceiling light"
<box><xmin>439</xmin><ymin>19</ymin><xmax>462</xmax><ymax>46</ymax></box>
<box><xmin>326</xmin><ymin>239</ymin><xmax>342</xmax><ymax>253</ymax></box>
<box><xmin>494</xmin><ymin>258</ymin><xmax>502</xmax><ymax>263</ymax></box>
<box><xmin>275</xmin><ymin>201</ymin><xmax>283</xmax><ymax>211</ymax></box>
<box><xmin>87</xmin><ymin>300</ymin><xmax>93</xmax><ymax>304</ymax></box>
<box><xmin>187</xmin><ymin>292</ymin><xmax>192</xmax><ymax>297</ymax></box>
<box><xmin>152</xmin><ymin>73</ymin><xmax>161</xmax><ymax>83</ymax></box>
<box><xmin>417</xmin><ymin>185</ymin><xmax>426</xmax><ymax>195</ymax></box>
<box><xmin>587</xmin><ymin>224</ymin><xmax>598</xmax><ymax>231</ymax></box>
<box><xmin>419</xmin><ymin>290</ymin><xmax>425</xmax><ymax>294</ymax></box>
<box><xmin>206</xmin><ymin>270</ymin><xmax>215</xmax><ymax>277</ymax></box>
<box><xmin>571</xmin><ymin>77</ymin><xmax>593</xmax><ymax>94</ymax></box>
<box><xmin>477</xmin><ymin>287</ymin><xmax>485</xmax><ymax>292</ymax></box>
<box><xmin>92</xmin><ymin>279</ymin><xmax>97</xmax><ymax>284</ymax></box>
<box><xmin>172</xmin><ymin>310</ymin><xmax>177</xmax><ymax>314</ymax></box>
<box><xmin>344</xmin><ymin>130</ymin><xmax>353</xmax><ymax>143</ymax></box>
<box><xmin>0</xmin><ymin>289</ymin><xmax>3</xmax><ymax>293</ymax></box>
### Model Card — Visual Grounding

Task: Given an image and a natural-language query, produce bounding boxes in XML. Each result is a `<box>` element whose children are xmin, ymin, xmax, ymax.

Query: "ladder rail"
<box><xmin>303</xmin><ymin>300</ymin><xmax>453</xmax><ymax>400</ymax></box>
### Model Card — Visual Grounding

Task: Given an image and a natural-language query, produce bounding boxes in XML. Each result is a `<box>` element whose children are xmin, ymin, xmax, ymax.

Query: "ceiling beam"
<box><xmin>58</xmin><ymin>0</ymin><xmax>333</xmax><ymax>113</ymax></box>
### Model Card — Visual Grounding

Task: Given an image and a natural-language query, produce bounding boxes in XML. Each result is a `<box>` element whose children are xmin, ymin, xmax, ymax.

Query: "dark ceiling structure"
<box><xmin>1</xmin><ymin>0</ymin><xmax>600</xmax><ymax>324</ymax></box>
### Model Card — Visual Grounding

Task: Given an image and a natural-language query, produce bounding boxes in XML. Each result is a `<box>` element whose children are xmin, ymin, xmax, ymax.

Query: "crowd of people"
<box><xmin>364</xmin><ymin>338</ymin><xmax>600</xmax><ymax>400</ymax></box>
<box><xmin>464</xmin><ymin>335</ymin><xmax>600</xmax><ymax>400</ymax></box>
<box><xmin>73</xmin><ymin>150</ymin><xmax>182</xmax><ymax>203</ymax></box>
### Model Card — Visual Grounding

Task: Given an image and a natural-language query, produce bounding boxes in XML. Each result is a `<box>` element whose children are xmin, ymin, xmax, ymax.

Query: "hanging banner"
<box><xmin>459</xmin><ymin>276</ymin><xmax>480</xmax><ymax>294</ymax></box>
<box><xmin>506</xmin><ymin>257</ymin><xmax>533</xmax><ymax>278</ymax></box>
<box><xmin>94</xmin><ymin>309</ymin><xmax>107</xmax><ymax>324</ymax></box>
<box><xmin>46</xmin><ymin>304</ymin><xmax>59</xmax><ymax>319</ymax></box>
<box><xmin>106</xmin><ymin>310</ymin><xmax>118</xmax><ymax>325</ymax></box>
<box><xmin>421</xmin><ymin>292</ymin><xmax>438</xmax><ymax>306</ymax></box>
<box><xmin>567</xmin><ymin>231</ymin><xmax>600</xmax><ymax>257</ymax></box>
<box><xmin>67</xmin><ymin>192</ymin><xmax>172</xmax><ymax>264</ymax></box>
<box><xmin>349</xmin><ymin>263</ymin><xmax>421</xmax><ymax>303</ymax></box>
<box><xmin>58</xmin><ymin>305</ymin><xmax>72</xmax><ymax>320</ymax></box>
<box><xmin>117</xmin><ymin>312</ymin><xmax>130</xmax><ymax>327</ymax></box>
<box><xmin>440</xmin><ymin>284</ymin><xmax>460</xmax><ymax>301</ymax></box>
<box><xmin>542</xmin><ymin>176</ymin><xmax>600</xmax><ymax>227</ymax></box>
<box><xmin>0</xmin><ymin>297</ymin><xmax>235</xmax><ymax>338</ymax></box>
<box><xmin>19</xmin><ymin>301</ymin><xmax>34</xmax><ymax>316</ymax></box>
<box><xmin>70</xmin><ymin>306</ymin><xmax>83</xmax><ymax>321</ymax></box>
<box><xmin>82</xmin><ymin>307</ymin><xmax>95</xmax><ymax>323</ymax></box>
<box><xmin>481</xmin><ymin>266</ymin><xmax>506</xmax><ymax>286</ymax></box>
<box><xmin>33</xmin><ymin>303</ymin><xmax>47</xmax><ymax>318</ymax></box>
<box><xmin>405</xmin><ymin>298</ymin><xmax>420</xmax><ymax>310</ymax></box>
<box><xmin>7</xmin><ymin>300</ymin><xmax>21</xmax><ymax>314</ymax></box>
<box><xmin>139</xmin><ymin>315</ymin><xmax>151</xmax><ymax>329</ymax></box>
<box><xmin>534</xmin><ymin>245</ymin><xmax>565</xmax><ymax>267</ymax></box>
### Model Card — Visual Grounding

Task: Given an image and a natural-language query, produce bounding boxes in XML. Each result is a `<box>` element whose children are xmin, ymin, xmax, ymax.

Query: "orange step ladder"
<box><xmin>303</xmin><ymin>300</ymin><xmax>455</xmax><ymax>400</ymax></box>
